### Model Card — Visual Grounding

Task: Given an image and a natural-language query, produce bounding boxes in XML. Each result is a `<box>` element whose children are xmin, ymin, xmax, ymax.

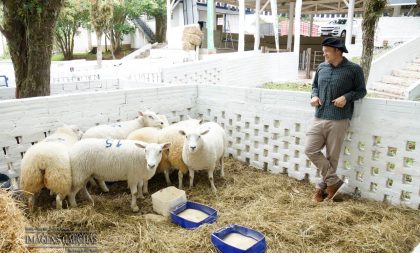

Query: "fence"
<box><xmin>0</xmin><ymin>84</ymin><xmax>418</xmax><ymax>209</ymax></box>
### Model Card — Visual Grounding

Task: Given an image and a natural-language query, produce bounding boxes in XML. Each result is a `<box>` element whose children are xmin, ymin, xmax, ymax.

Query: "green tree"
<box><xmin>54</xmin><ymin>0</ymin><xmax>90</xmax><ymax>60</ymax></box>
<box><xmin>90</xmin><ymin>0</ymin><xmax>113</xmax><ymax>68</ymax></box>
<box><xmin>360</xmin><ymin>0</ymin><xmax>387</xmax><ymax>83</ymax></box>
<box><xmin>107</xmin><ymin>0</ymin><xmax>136</xmax><ymax>55</ymax></box>
<box><xmin>141</xmin><ymin>0</ymin><xmax>166</xmax><ymax>43</ymax></box>
<box><xmin>0</xmin><ymin>0</ymin><xmax>64</xmax><ymax>98</ymax></box>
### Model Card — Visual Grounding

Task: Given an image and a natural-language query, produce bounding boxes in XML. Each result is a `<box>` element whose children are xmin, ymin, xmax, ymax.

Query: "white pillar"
<box><xmin>345</xmin><ymin>0</ymin><xmax>355</xmax><ymax>48</ymax></box>
<box><xmin>254</xmin><ymin>0</ymin><xmax>261</xmax><ymax>51</ymax></box>
<box><xmin>393</xmin><ymin>5</ymin><xmax>401</xmax><ymax>17</ymax></box>
<box><xmin>166</xmin><ymin>0</ymin><xmax>172</xmax><ymax>44</ymax></box>
<box><xmin>287</xmin><ymin>2</ymin><xmax>294</xmax><ymax>51</ymax></box>
<box><xmin>270</xmin><ymin>0</ymin><xmax>279</xmax><ymax>52</ymax></box>
<box><xmin>293</xmin><ymin>0</ymin><xmax>302</xmax><ymax>54</ymax></box>
<box><xmin>238</xmin><ymin>0</ymin><xmax>245</xmax><ymax>52</ymax></box>
<box><xmin>207</xmin><ymin>0</ymin><xmax>215</xmax><ymax>51</ymax></box>
<box><xmin>309</xmin><ymin>14</ymin><xmax>314</xmax><ymax>37</ymax></box>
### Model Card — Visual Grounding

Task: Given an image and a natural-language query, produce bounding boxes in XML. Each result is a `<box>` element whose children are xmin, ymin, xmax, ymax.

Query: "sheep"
<box><xmin>19</xmin><ymin>125</ymin><xmax>83</xmax><ymax>211</ymax></box>
<box><xmin>68</xmin><ymin>138</ymin><xmax>170</xmax><ymax>212</ymax></box>
<box><xmin>82</xmin><ymin>110</ymin><xmax>165</xmax><ymax>140</ymax></box>
<box><xmin>127</xmin><ymin>118</ymin><xmax>202</xmax><ymax>192</ymax></box>
<box><xmin>179</xmin><ymin>122</ymin><xmax>226</xmax><ymax>193</ymax></box>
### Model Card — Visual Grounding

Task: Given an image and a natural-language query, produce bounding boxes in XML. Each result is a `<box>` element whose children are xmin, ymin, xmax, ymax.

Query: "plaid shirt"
<box><xmin>311</xmin><ymin>57</ymin><xmax>367</xmax><ymax>120</ymax></box>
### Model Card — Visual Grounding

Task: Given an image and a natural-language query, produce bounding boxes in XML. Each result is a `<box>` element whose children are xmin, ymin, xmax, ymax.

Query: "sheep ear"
<box><xmin>179</xmin><ymin>130</ymin><xmax>186</xmax><ymax>136</ymax></box>
<box><xmin>138</xmin><ymin>111</ymin><xmax>144</xmax><ymax>117</ymax></box>
<box><xmin>161</xmin><ymin>143</ymin><xmax>171</xmax><ymax>150</ymax></box>
<box><xmin>200</xmin><ymin>129</ymin><xmax>210</xmax><ymax>135</ymax></box>
<box><xmin>135</xmin><ymin>142</ymin><xmax>146</xmax><ymax>149</ymax></box>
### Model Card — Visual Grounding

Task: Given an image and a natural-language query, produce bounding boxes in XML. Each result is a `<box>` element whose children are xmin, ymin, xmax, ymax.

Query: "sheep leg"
<box><xmin>81</xmin><ymin>185</ymin><xmax>94</xmax><ymax>206</ymax></box>
<box><xmin>178</xmin><ymin>171</ymin><xmax>184</xmax><ymax>190</ymax></box>
<box><xmin>28</xmin><ymin>192</ymin><xmax>38</xmax><ymax>212</ymax></box>
<box><xmin>142</xmin><ymin>179</ymin><xmax>149</xmax><ymax>195</ymax></box>
<box><xmin>98</xmin><ymin>180</ymin><xmax>109</xmax><ymax>193</ymax></box>
<box><xmin>56</xmin><ymin>194</ymin><xmax>63</xmax><ymax>209</ymax></box>
<box><xmin>164</xmin><ymin>170</ymin><xmax>172</xmax><ymax>186</ymax></box>
<box><xmin>69</xmin><ymin>186</ymin><xmax>83</xmax><ymax>208</ymax></box>
<box><xmin>129</xmin><ymin>183</ymin><xmax>139</xmax><ymax>212</ymax></box>
<box><xmin>220</xmin><ymin>157</ymin><xmax>225</xmax><ymax>178</ymax></box>
<box><xmin>137</xmin><ymin>181</ymin><xmax>145</xmax><ymax>199</ymax></box>
<box><xmin>208</xmin><ymin>168</ymin><xmax>217</xmax><ymax>193</ymax></box>
<box><xmin>189</xmin><ymin>169</ymin><xmax>195</xmax><ymax>189</ymax></box>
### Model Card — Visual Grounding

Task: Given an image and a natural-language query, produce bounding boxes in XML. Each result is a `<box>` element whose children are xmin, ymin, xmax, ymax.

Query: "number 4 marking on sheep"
<box><xmin>116</xmin><ymin>140</ymin><xmax>122</xmax><ymax>147</ymax></box>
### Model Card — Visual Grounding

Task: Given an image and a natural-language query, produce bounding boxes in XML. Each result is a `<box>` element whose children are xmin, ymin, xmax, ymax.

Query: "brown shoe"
<box><xmin>325</xmin><ymin>180</ymin><xmax>344</xmax><ymax>201</ymax></box>
<box><xmin>313</xmin><ymin>188</ymin><xmax>326</xmax><ymax>203</ymax></box>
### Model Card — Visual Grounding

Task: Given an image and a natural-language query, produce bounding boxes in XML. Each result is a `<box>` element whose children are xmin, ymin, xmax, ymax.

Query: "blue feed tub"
<box><xmin>170</xmin><ymin>201</ymin><xmax>217</xmax><ymax>230</ymax></box>
<box><xmin>211</xmin><ymin>224</ymin><xmax>266</xmax><ymax>253</ymax></box>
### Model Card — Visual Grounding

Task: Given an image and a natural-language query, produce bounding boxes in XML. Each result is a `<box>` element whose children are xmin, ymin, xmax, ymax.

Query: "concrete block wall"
<box><xmin>1</xmin><ymin>83</ymin><xmax>418</xmax><ymax>209</ymax></box>
<box><xmin>161</xmin><ymin>52</ymin><xmax>298</xmax><ymax>87</ymax></box>
<box><xmin>0</xmin><ymin>85</ymin><xmax>197</xmax><ymax>181</ymax></box>
<box><xmin>195</xmin><ymin>85</ymin><xmax>420</xmax><ymax>209</ymax></box>
<box><xmin>50</xmin><ymin>79</ymin><xmax>120</xmax><ymax>95</ymax></box>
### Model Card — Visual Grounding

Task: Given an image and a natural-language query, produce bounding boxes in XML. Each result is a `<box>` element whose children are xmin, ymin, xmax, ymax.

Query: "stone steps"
<box><xmin>403</xmin><ymin>63</ymin><xmax>420</xmax><ymax>72</ymax></box>
<box><xmin>372</xmin><ymin>81</ymin><xmax>406</xmax><ymax>96</ymax></box>
<box><xmin>381</xmin><ymin>75</ymin><xmax>416</xmax><ymax>86</ymax></box>
<box><xmin>392</xmin><ymin>69</ymin><xmax>420</xmax><ymax>79</ymax></box>
<box><xmin>369</xmin><ymin>89</ymin><xmax>404</xmax><ymax>100</ymax></box>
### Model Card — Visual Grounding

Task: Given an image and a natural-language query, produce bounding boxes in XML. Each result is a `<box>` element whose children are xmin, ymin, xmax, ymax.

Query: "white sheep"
<box><xmin>179</xmin><ymin>122</ymin><xmax>226</xmax><ymax>193</ymax></box>
<box><xmin>82</xmin><ymin>110</ymin><xmax>165</xmax><ymax>140</ymax></box>
<box><xmin>127</xmin><ymin>118</ymin><xmax>201</xmax><ymax>193</ymax></box>
<box><xmin>88</xmin><ymin>113</ymin><xmax>169</xmax><ymax>193</ymax></box>
<box><xmin>68</xmin><ymin>139</ymin><xmax>170</xmax><ymax>212</ymax></box>
<box><xmin>19</xmin><ymin>125</ymin><xmax>83</xmax><ymax>211</ymax></box>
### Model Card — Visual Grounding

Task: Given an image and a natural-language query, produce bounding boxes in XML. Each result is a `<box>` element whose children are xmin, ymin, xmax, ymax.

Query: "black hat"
<box><xmin>321</xmin><ymin>37</ymin><xmax>348</xmax><ymax>53</ymax></box>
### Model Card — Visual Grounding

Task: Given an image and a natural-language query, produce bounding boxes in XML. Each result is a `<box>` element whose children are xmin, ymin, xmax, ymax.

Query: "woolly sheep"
<box><xmin>127</xmin><ymin>118</ymin><xmax>201</xmax><ymax>192</ymax></box>
<box><xmin>19</xmin><ymin>125</ymin><xmax>83</xmax><ymax>211</ymax></box>
<box><xmin>82</xmin><ymin>110</ymin><xmax>164</xmax><ymax>140</ymax></box>
<box><xmin>68</xmin><ymin>139</ymin><xmax>170</xmax><ymax>212</ymax></box>
<box><xmin>91</xmin><ymin>114</ymin><xmax>169</xmax><ymax>193</ymax></box>
<box><xmin>179</xmin><ymin>122</ymin><xmax>226</xmax><ymax>193</ymax></box>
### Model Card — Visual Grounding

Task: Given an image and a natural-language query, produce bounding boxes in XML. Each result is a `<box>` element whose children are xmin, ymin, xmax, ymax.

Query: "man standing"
<box><xmin>305</xmin><ymin>37</ymin><xmax>367</xmax><ymax>202</ymax></box>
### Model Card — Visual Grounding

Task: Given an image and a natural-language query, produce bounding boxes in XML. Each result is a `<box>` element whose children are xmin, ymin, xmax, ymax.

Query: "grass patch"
<box><xmin>262</xmin><ymin>82</ymin><xmax>312</xmax><ymax>92</ymax></box>
<box><xmin>51</xmin><ymin>47</ymin><xmax>136</xmax><ymax>61</ymax></box>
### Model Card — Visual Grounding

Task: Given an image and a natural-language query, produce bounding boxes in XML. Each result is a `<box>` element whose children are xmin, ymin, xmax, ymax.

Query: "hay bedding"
<box><xmin>1</xmin><ymin>158</ymin><xmax>419</xmax><ymax>253</ymax></box>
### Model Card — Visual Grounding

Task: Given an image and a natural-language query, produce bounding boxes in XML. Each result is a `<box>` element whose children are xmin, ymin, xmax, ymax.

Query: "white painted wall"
<box><xmin>0</xmin><ymin>84</ymin><xmax>418</xmax><ymax>209</ymax></box>
<box><xmin>375</xmin><ymin>17</ymin><xmax>420</xmax><ymax>46</ymax></box>
<box><xmin>368</xmin><ymin>36</ymin><xmax>420</xmax><ymax>89</ymax></box>
<box><xmin>161</xmin><ymin>52</ymin><xmax>298</xmax><ymax>86</ymax></box>
<box><xmin>196</xmin><ymin>85</ymin><xmax>420</xmax><ymax>209</ymax></box>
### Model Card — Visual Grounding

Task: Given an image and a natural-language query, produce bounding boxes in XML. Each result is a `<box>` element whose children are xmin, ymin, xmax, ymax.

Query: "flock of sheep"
<box><xmin>19</xmin><ymin>110</ymin><xmax>227</xmax><ymax>212</ymax></box>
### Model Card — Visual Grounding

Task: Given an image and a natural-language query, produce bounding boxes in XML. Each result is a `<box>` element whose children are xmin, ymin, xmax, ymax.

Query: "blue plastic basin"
<box><xmin>170</xmin><ymin>201</ymin><xmax>217</xmax><ymax>230</ymax></box>
<box><xmin>211</xmin><ymin>224</ymin><xmax>266</xmax><ymax>253</ymax></box>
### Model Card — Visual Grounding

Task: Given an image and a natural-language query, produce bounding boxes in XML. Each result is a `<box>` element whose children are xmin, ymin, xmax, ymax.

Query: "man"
<box><xmin>305</xmin><ymin>37</ymin><xmax>367</xmax><ymax>202</ymax></box>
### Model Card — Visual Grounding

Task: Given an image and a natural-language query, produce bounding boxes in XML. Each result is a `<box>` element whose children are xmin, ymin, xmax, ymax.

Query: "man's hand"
<box><xmin>310</xmin><ymin>96</ymin><xmax>322</xmax><ymax>107</ymax></box>
<box><xmin>332</xmin><ymin>96</ymin><xmax>347</xmax><ymax>108</ymax></box>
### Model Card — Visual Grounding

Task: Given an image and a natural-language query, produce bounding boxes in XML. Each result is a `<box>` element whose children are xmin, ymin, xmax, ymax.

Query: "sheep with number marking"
<box><xmin>68</xmin><ymin>139</ymin><xmax>170</xmax><ymax>212</ymax></box>
<box><xmin>19</xmin><ymin>125</ymin><xmax>83</xmax><ymax>211</ymax></box>
<box><xmin>179</xmin><ymin>122</ymin><xmax>226</xmax><ymax>193</ymax></box>
<box><xmin>82</xmin><ymin>110</ymin><xmax>165</xmax><ymax>140</ymax></box>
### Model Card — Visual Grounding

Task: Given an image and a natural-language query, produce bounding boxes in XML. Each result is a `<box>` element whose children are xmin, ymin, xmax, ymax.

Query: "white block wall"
<box><xmin>161</xmin><ymin>52</ymin><xmax>298</xmax><ymax>87</ymax></box>
<box><xmin>195</xmin><ymin>85</ymin><xmax>420</xmax><ymax>209</ymax></box>
<box><xmin>1</xmin><ymin>84</ymin><xmax>418</xmax><ymax>209</ymax></box>
<box><xmin>0</xmin><ymin>85</ymin><xmax>197</xmax><ymax>180</ymax></box>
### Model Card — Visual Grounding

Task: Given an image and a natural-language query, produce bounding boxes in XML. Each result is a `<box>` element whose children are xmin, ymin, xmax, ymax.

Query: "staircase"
<box><xmin>132</xmin><ymin>17</ymin><xmax>156</xmax><ymax>43</ymax></box>
<box><xmin>371</xmin><ymin>58</ymin><xmax>420</xmax><ymax>99</ymax></box>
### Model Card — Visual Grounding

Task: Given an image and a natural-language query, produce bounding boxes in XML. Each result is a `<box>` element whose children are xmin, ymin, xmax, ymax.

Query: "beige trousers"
<box><xmin>304</xmin><ymin>118</ymin><xmax>350</xmax><ymax>188</ymax></box>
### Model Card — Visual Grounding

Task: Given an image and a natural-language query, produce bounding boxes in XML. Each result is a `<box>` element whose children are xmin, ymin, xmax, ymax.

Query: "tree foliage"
<box><xmin>54</xmin><ymin>0</ymin><xmax>89</xmax><ymax>60</ymax></box>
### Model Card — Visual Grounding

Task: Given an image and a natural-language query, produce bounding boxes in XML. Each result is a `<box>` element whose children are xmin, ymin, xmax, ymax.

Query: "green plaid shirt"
<box><xmin>311</xmin><ymin>57</ymin><xmax>367</xmax><ymax>120</ymax></box>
